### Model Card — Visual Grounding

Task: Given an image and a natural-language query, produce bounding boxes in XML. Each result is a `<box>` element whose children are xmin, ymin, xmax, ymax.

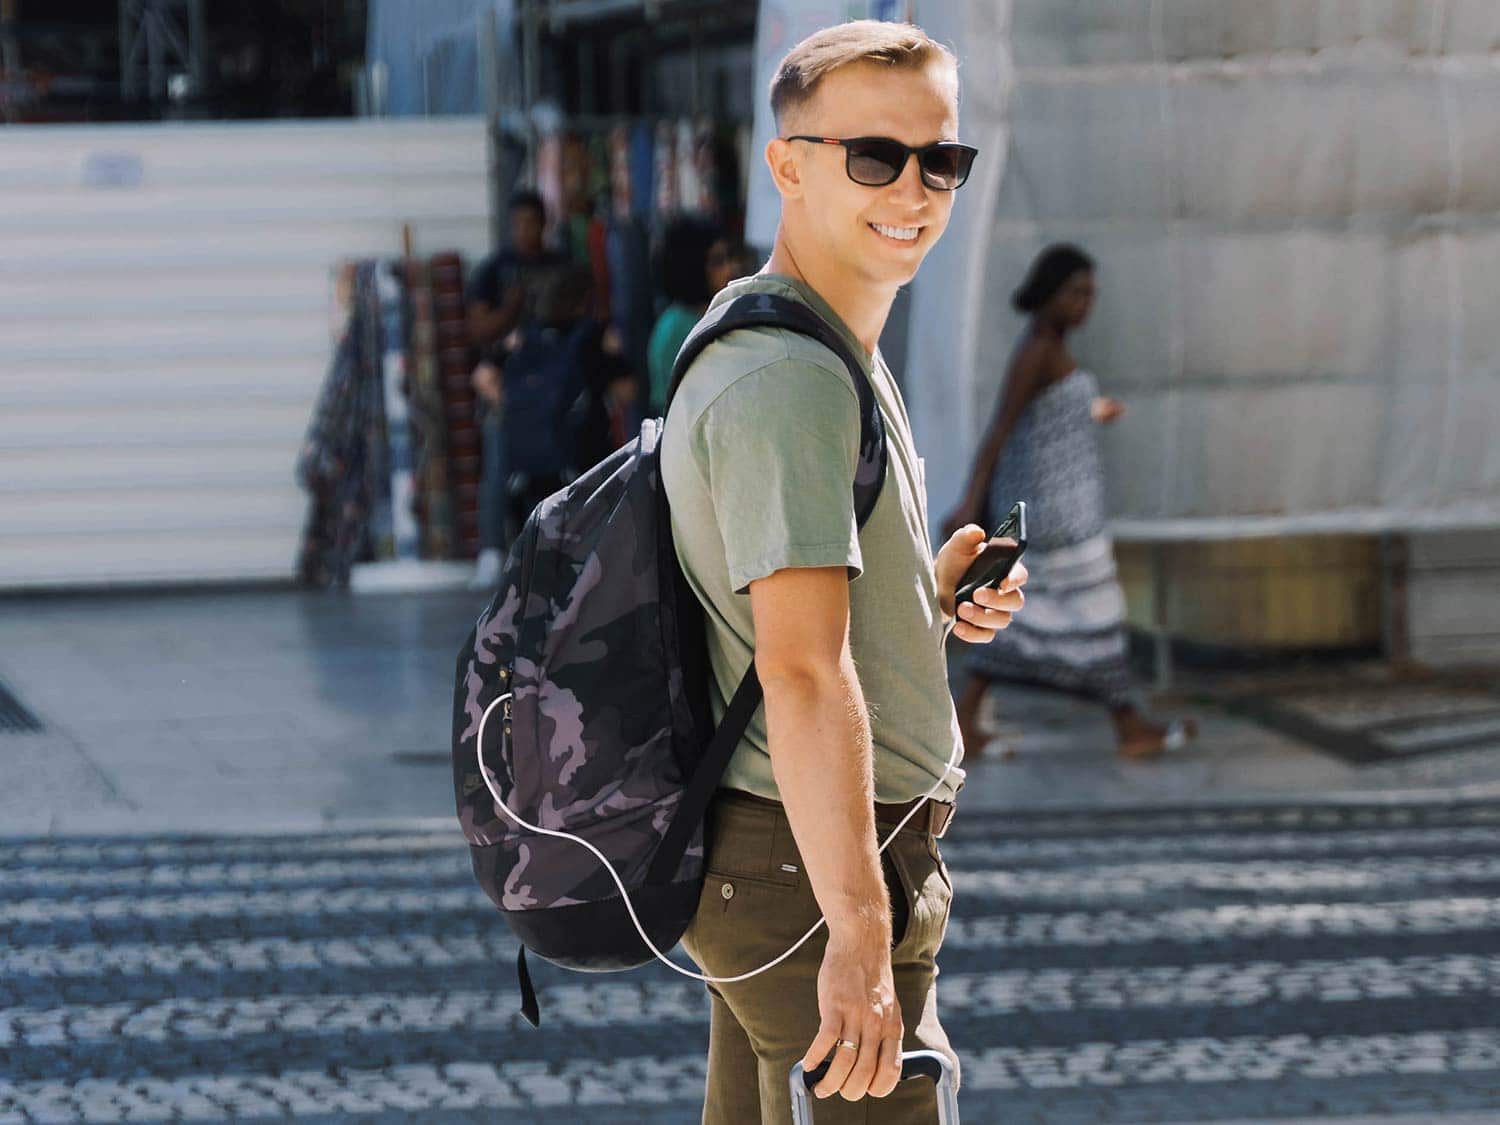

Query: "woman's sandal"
<box><xmin>961</xmin><ymin>724</ymin><xmax>1025</xmax><ymax>762</ymax></box>
<box><xmin>1163</xmin><ymin>717</ymin><xmax>1198</xmax><ymax>751</ymax></box>
<box><xmin>1117</xmin><ymin>717</ymin><xmax>1198</xmax><ymax>760</ymax></box>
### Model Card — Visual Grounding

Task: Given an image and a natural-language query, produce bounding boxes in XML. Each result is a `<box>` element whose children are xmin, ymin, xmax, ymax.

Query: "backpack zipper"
<box><xmin>501</xmin><ymin>667</ymin><xmax>513</xmax><ymax>737</ymax></box>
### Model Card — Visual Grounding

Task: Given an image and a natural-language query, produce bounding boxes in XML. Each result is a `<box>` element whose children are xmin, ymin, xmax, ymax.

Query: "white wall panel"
<box><xmin>935</xmin><ymin>1</ymin><xmax>1500</xmax><ymax>540</ymax></box>
<box><xmin>1011</xmin><ymin>0</ymin><xmax>1500</xmax><ymax>65</ymax></box>
<box><xmin>0</xmin><ymin>117</ymin><xmax>490</xmax><ymax>589</ymax></box>
<box><xmin>899</xmin><ymin>0</ymin><xmax>1500</xmax><ymax>660</ymax></box>
<box><xmin>0</xmin><ymin>531</ymin><xmax>303</xmax><ymax>587</ymax></box>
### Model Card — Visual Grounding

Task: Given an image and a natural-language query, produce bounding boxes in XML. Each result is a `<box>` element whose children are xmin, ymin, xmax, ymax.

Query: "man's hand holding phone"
<box><xmin>935</xmin><ymin>501</ymin><xmax>1028</xmax><ymax>645</ymax></box>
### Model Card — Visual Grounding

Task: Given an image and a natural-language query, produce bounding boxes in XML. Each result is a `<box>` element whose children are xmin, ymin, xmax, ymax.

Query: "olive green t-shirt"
<box><xmin>660</xmin><ymin>273</ymin><xmax>964</xmax><ymax>804</ymax></box>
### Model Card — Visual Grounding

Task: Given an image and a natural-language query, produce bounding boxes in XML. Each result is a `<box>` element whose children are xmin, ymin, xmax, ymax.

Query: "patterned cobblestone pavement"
<box><xmin>9</xmin><ymin>800</ymin><xmax>1500</xmax><ymax>1122</ymax></box>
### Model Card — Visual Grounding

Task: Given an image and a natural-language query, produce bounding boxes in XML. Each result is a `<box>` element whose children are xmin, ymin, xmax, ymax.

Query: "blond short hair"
<box><xmin>770</xmin><ymin>20</ymin><xmax>957</xmax><ymax>130</ymax></box>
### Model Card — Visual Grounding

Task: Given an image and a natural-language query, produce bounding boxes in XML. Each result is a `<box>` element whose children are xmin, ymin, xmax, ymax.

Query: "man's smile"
<box><xmin>869</xmin><ymin>222</ymin><xmax>922</xmax><ymax>243</ymax></box>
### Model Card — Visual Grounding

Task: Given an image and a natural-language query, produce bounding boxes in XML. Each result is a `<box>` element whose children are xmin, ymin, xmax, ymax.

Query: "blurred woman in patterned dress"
<box><xmin>942</xmin><ymin>244</ymin><xmax>1195</xmax><ymax>761</ymax></box>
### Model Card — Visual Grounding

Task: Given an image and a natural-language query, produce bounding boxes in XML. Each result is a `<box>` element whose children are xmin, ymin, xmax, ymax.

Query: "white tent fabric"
<box><xmin>750</xmin><ymin>0</ymin><xmax>1500</xmax><ymax>540</ymax></box>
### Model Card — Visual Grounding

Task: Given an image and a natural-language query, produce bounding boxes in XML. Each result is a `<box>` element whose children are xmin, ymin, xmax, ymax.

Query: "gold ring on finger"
<box><xmin>835</xmin><ymin>1038</ymin><xmax>859</xmax><ymax>1052</ymax></box>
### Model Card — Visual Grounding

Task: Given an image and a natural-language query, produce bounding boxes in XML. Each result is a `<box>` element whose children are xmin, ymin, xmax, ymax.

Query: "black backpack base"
<box><xmin>498</xmin><ymin>884</ymin><xmax>702</xmax><ymax>972</ymax></box>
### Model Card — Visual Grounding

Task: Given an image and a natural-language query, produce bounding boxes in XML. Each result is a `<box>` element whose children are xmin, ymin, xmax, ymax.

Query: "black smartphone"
<box><xmin>954</xmin><ymin>501</ymin><xmax>1027</xmax><ymax>608</ymax></box>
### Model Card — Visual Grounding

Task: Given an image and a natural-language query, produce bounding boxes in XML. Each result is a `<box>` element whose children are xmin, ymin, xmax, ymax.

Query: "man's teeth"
<box><xmin>872</xmin><ymin>223</ymin><xmax>919</xmax><ymax>241</ymax></box>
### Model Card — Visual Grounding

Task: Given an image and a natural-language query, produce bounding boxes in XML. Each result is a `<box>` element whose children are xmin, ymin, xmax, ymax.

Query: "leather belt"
<box><xmin>723</xmin><ymin>789</ymin><xmax>955</xmax><ymax>839</ymax></box>
<box><xmin>876</xmin><ymin>795</ymin><xmax>955</xmax><ymax>840</ymax></box>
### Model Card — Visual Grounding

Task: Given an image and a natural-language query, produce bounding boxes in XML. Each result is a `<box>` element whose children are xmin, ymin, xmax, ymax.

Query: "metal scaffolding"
<box><xmin>118</xmin><ymin>0</ymin><xmax>205</xmax><ymax>105</ymax></box>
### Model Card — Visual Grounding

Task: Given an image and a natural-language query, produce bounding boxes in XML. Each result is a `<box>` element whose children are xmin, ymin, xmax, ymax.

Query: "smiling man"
<box><xmin>660</xmin><ymin>20</ymin><xmax>1027</xmax><ymax>1124</ymax></box>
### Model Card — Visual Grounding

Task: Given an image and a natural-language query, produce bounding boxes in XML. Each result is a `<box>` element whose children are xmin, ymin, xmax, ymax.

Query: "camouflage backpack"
<box><xmin>452</xmin><ymin>292</ymin><xmax>887</xmax><ymax>1025</ymax></box>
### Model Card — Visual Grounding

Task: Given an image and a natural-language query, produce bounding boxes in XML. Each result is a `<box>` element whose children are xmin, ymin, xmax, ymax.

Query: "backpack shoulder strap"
<box><xmin>646</xmin><ymin>293</ymin><xmax>890</xmax><ymax>887</ymax></box>
<box><xmin>666</xmin><ymin>291</ymin><xmax>887</xmax><ymax>528</ymax></box>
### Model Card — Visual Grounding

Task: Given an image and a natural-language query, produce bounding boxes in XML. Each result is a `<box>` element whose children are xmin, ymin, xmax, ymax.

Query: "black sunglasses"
<box><xmin>784</xmin><ymin>136</ymin><xmax>978</xmax><ymax>191</ymax></box>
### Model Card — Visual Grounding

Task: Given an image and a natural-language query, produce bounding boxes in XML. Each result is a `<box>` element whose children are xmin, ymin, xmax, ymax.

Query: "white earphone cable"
<box><xmin>476</xmin><ymin>691</ymin><xmax>962</xmax><ymax>984</ymax></box>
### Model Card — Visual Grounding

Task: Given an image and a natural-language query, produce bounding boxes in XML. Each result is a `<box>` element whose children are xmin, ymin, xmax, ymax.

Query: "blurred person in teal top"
<box><xmin>645</xmin><ymin>214</ymin><xmax>751</xmax><ymax>415</ymax></box>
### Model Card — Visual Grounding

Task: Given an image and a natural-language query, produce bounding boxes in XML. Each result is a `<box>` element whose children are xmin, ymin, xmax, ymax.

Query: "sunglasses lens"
<box><xmin>845</xmin><ymin>140</ymin><xmax>907</xmax><ymax>186</ymax></box>
<box><xmin>920</xmin><ymin>145</ymin><xmax>975</xmax><ymax>190</ymax></box>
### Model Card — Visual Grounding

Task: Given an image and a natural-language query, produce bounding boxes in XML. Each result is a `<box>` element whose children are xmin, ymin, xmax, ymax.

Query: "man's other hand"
<box><xmin>801</xmin><ymin>929</ymin><xmax>904</xmax><ymax>1102</ymax></box>
<box><xmin>935</xmin><ymin>525</ymin><xmax>1028</xmax><ymax>644</ymax></box>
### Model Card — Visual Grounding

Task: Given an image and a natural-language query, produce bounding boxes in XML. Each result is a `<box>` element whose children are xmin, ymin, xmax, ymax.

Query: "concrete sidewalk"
<box><xmin>0</xmin><ymin>587</ymin><xmax>473</xmax><ymax>836</ymax></box>
<box><xmin>2</xmin><ymin>586</ymin><xmax>1498</xmax><ymax>836</ymax></box>
<box><xmin>955</xmin><ymin>672</ymin><xmax>1500</xmax><ymax>816</ymax></box>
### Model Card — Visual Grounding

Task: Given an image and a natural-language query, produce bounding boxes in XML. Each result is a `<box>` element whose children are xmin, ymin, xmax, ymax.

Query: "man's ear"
<box><xmin>764</xmin><ymin>137</ymin><xmax>804</xmax><ymax>200</ymax></box>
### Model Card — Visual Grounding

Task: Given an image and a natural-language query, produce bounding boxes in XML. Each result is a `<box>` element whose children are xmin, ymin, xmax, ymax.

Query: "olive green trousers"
<box><xmin>681</xmin><ymin>790</ymin><xmax>960</xmax><ymax>1124</ymax></box>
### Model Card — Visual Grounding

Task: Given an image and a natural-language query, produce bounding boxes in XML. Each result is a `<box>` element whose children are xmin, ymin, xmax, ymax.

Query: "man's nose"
<box><xmin>887</xmin><ymin>151</ymin><xmax>930</xmax><ymax>205</ymax></box>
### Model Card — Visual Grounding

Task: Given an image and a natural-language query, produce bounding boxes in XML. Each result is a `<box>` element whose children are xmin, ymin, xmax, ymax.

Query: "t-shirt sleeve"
<box><xmin>694</xmin><ymin>358</ymin><xmax>863</xmax><ymax>595</ymax></box>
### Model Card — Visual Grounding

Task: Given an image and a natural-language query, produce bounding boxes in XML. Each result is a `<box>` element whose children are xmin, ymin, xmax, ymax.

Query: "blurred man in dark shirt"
<box><xmin>493</xmin><ymin>264</ymin><xmax>635</xmax><ymax>534</ymax></box>
<box><xmin>467</xmin><ymin>190</ymin><xmax>567</xmax><ymax>587</ymax></box>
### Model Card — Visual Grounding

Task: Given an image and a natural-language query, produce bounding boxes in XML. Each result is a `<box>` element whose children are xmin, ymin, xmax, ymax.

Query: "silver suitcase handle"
<box><xmin>789</xmin><ymin>1049</ymin><xmax>958</xmax><ymax>1124</ymax></box>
